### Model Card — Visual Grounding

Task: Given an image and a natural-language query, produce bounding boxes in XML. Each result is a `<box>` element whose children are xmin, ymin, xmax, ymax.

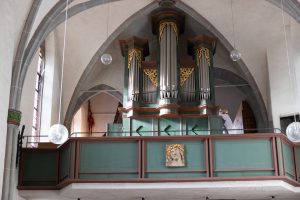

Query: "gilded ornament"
<box><xmin>128</xmin><ymin>48</ymin><xmax>142</xmax><ymax>69</ymax></box>
<box><xmin>196</xmin><ymin>47</ymin><xmax>210</xmax><ymax>66</ymax></box>
<box><xmin>159</xmin><ymin>22</ymin><xmax>178</xmax><ymax>42</ymax></box>
<box><xmin>144</xmin><ymin>69</ymin><xmax>158</xmax><ymax>87</ymax></box>
<box><xmin>180</xmin><ymin>67</ymin><xmax>194</xmax><ymax>86</ymax></box>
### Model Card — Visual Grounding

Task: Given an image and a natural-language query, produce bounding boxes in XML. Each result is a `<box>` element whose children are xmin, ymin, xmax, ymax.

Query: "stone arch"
<box><xmin>9</xmin><ymin>0</ymin><xmax>300</xmax><ymax>112</ymax></box>
<box><xmin>64</xmin><ymin>1</ymin><xmax>269</xmax><ymax>129</ymax></box>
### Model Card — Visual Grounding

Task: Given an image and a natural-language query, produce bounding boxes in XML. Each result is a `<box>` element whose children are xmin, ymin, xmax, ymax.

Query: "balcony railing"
<box><xmin>18</xmin><ymin>131</ymin><xmax>300</xmax><ymax>190</ymax></box>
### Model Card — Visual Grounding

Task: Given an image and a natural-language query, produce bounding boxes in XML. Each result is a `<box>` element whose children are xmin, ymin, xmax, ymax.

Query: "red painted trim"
<box><xmin>272</xmin><ymin>137</ymin><xmax>279</xmax><ymax>176</ymax></box>
<box><xmin>205</xmin><ymin>139</ymin><xmax>209</xmax><ymax>177</ymax></box>
<box><xmin>75</xmin><ymin>141</ymin><xmax>80</xmax><ymax>179</ymax></box>
<box><xmin>56</xmin><ymin>149</ymin><xmax>60</xmax><ymax>184</ymax></box>
<box><xmin>294</xmin><ymin>147</ymin><xmax>299</xmax><ymax>182</ymax></box>
<box><xmin>138</xmin><ymin>140</ymin><xmax>142</xmax><ymax>178</ymax></box>
<box><xmin>145</xmin><ymin>170</ymin><xmax>206</xmax><ymax>173</ymax></box>
<box><xmin>142</xmin><ymin>141</ymin><xmax>147</xmax><ymax>178</ymax></box>
<box><xmin>214</xmin><ymin>168</ymin><xmax>274</xmax><ymax>172</ymax></box>
<box><xmin>59</xmin><ymin>133</ymin><xmax>295</xmax><ymax>143</ymax></box>
<box><xmin>79</xmin><ymin>171</ymin><xmax>138</xmax><ymax>174</ymax></box>
<box><xmin>21</xmin><ymin>178</ymin><xmax>57</xmax><ymax>182</ymax></box>
<box><xmin>209</xmin><ymin>139</ymin><xmax>213</xmax><ymax>177</ymax></box>
<box><xmin>158</xmin><ymin>104</ymin><xmax>180</xmax><ymax>109</ymax></box>
<box><xmin>280</xmin><ymin>140</ymin><xmax>286</xmax><ymax>176</ymax></box>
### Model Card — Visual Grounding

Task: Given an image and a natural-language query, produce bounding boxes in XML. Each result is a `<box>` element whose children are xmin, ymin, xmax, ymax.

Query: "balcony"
<box><xmin>18</xmin><ymin>132</ymin><xmax>300</xmax><ymax>191</ymax></box>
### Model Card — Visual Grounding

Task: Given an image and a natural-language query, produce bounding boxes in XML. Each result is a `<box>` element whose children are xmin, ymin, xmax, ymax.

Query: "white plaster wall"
<box><xmin>215</xmin><ymin>86</ymin><xmax>246</xmax><ymax>121</ymax></box>
<box><xmin>39</xmin><ymin>30</ymin><xmax>62</xmax><ymax>138</ymax></box>
<box><xmin>28</xmin><ymin>0</ymin><xmax>59</xmax><ymax>44</ymax></box>
<box><xmin>53</xmin><ymin>0</ymin><xmax>152</xmax><ymax>120</ymax></box>
<box><xmin>20</xmin><ymin>51</ymin><xmax>39</xmax><ymax>136</ymax></box>
<box><xmin>181</xmin><ymin>0</ymin><xmax>292</xmax><ymax>110</ymax></box>
<box><xmin>90</xmin><ymin>93</ymin><xmax>119</xmax><ymax>133</ymax></box>
<box><xmin>71</xmin><ymin>108</ymin><xmax>82</xmax><ymax>133</ymax></box>
<box><xmin>0</xmin><ymin>0</ymin><xmax>33</xmax><ymax>198</ymax></box>
<box><xmin>80</xmin><ymin>101</ymin><xmax>89</xmax><ymax>133</ymax></box>
<box><xmin>49</xmin><ymin>0</ymin><xmax>299</xmax><ymax>123</ymax></box>
<box><xmin>267</xmin><ymin>19</ymin><xmax>300</xmax><ymax>130</ymax></box>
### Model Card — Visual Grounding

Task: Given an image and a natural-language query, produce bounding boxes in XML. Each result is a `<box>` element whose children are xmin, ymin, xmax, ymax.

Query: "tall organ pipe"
<box><xmin>159</xmin><ymin>22</ymin><xmax>178</xmax><ymax>99</ymax></box>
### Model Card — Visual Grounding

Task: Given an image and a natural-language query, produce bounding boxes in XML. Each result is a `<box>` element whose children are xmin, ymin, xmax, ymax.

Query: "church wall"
<box><xmin>39</xmin><ymin>31</ymin><xmax>62</xmax><ymax>137</ymax></box>
<box><xmin>80</xmin><ymin>100</ymin><xmax>89</xmax><ymax>133</ymax></box>
<box><xmin>20</xmin><ymin>51</ymin><xmax>39</xmax><ymax>137</ymax></box>
<box><xmin>90</xmin><ymin>92</ymin><xmax>119</xmax><ymax>133</ymax></box>
<box><xmin>180</xmin><ymin>0</ymin><xmax>290</xmax><ymax>116</ymax></box>
<box><xmin>0</xmin><ymin>0</ymin><xmax>33</xmax><ymax>198</ymax></box>
<box><xmin>28</xmin><ymin>0</ymin><xmax>59</xmax><ymax>44</ymax></box>
<box><xmin>55</xmin><ymin>0</ymin><xmax>152</xmax><ymax>121</ymax></box>
<box><xmin>267</xmin><ymin>19</ymin><xmax>300</xmax><ymax>130</ymax></box>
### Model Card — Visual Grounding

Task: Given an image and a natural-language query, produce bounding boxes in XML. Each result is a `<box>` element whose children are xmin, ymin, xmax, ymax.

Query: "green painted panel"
<box><xmin>214</xmin><ymin>171</ymin><xmax>274</xmax><ymax>177</ymax></box>
<box><xmin>23</xmin><ymin>151</ymin><xmax>57</xmax><ymax>180</ymax></box>
<box><xmin>159</xmin><ymin>118</ymin><xmax>181</xmax><ymax>136</ymax></box>
<box><xmin>282</xmin><ymin>142</ymin><xmax>295</xmax><ymax>177</ymax></box>
<box><xmin>213</xmin><ymin>139</ymin><xmax>273</xmax><ymax>171</ymax></box>
<box><xmin>80</xmin><ymin>142</ymin><xmax>138</xmax><ymax>172</ymax></box>
<box><xmin>123</xmin><ymin>118</ymin><xmax>131</xmax><ymax>136</ymax></box>
<box><xmin>79</xmin><ymin>174</ymin><xmax>139</xmax><ymax>179</ymax></box>
<box><xmin>185</xmin><ymin>117</ymin><xmax>209</xmax><ymax>135</ymax></box>
<box><xmin>295</xmin><ymin>147</ymin><xmax>300</xmax><ymax>182</ymax></box>
<box><xmin>107</xmin><ymin>123</ymin><xmax>124</xmax><ymax>136</ymax></box>
<box><xmin>132</xmin><ymin>118</ymin><xmax>153</xmax><ymax>136</ymax></box>
<box><xmin>146</xmin><ymin>172</ymin><xmax>206</xmax><ymax>178</ymax></box>
<box><xmin>59</xmin><ymin>146</ymin><xmax>70</xmax><ymax>180</ymax></box>
<box><xmin>209</xmin><ymin>116</ymin><xmax>223</xmax><ymax>134</ymax></box>
<box><xmin>146</xmin><ymin>141</ymin><xmax>205</xmax><ymax>173</ymax></box>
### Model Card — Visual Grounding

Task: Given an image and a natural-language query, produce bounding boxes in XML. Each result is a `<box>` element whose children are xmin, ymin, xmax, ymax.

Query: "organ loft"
<box><xmin>107</xmin><ymin>8</ymin><xmax>224</xmax><ymax>136</ymax></box>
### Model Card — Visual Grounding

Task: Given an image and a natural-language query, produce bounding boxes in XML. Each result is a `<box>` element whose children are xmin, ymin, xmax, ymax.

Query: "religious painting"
<box><xmin>166</xmin><ymin>144</ymin><xmax>185</xmax><ymax>167</ymax></box>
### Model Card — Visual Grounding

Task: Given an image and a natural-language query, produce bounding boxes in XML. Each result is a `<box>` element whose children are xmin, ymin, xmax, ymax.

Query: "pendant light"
<box><xmin>49</xmin><ymin>0</ymin><xmax>69</xmax><ymax>144</ymax></box>
<box><xmin>100</xmin><ymin>2</ymin><xmax>112</xmax><ymax>65</ymax></box>
<box><xmin>280</xmin><ymin>0</ymin><xmax>300</xmax><ymax>141</ymax></box>
<box><xmin>230</xmin><ymin>0</ymin><xmax>241</xmax><ymax>61</ymax></box>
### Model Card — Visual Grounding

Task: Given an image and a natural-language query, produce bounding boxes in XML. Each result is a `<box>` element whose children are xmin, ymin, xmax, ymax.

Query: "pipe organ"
<box><xmin>108</xmin><ymin>7</ymin><xmax>224</xmax><ymax>136</ymax></box>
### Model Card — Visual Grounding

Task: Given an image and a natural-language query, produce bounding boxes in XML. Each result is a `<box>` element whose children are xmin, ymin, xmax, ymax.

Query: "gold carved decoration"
<box><xmin>180</xmin><ymin>67</ymin><xmax>194</xmax><ymax>86</ymax></box>
<box><xmin>159</xmin><ymin>22</ymin><xmax>178</xmax><ymax>42</ymax></box>
<box><xmin>128</xmin><ymin>48</ymin><xmax>142</xmax><ymax>69</ymax></box>
<box><xmin>196</xmin><ymin>47</ymin><xmax>211</xmax><ymax>66</ymax></box>
<box><xmin>166</xmin><ymin>144</ymin><xmax>185</xmax><ymax>167</ymax></box>
<box><xmin>143</xmin><ymin>69</ymin><xmax>158</xmax><ymax>87</ymax></box>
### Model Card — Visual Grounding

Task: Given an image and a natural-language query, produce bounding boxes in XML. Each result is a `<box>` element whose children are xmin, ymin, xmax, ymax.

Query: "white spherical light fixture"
<box><xmin>101</xmin><ymin>53</ymin><xmax>112</xmax><ymax>65</ymax></box>
<box><xmin>286</xmin><ymin>122</ymin><xmax>300</xmax><ymax>142</ymax></box>
<box><xmin>48</xmin><ymin>124</ymin><xmax>69</xmax><ymax>144</ymax></box>
<box><xmin>230</xmin><ymin>49</ymin><xmax>242</xmax><ymax>61</ymax></box>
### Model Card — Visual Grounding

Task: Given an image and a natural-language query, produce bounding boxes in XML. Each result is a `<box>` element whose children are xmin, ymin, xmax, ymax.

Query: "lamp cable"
<box><xmin>58</xmin><ymin>0</ymin><xmax>69</xmax><ymax>124</ymax></box>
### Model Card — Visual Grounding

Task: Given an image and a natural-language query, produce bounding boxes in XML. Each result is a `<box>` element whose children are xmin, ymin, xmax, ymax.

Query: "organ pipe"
<box><xmin>159</xmin><ymin>22</ymin><xmax>178</xmax><ymax>99</ymax></box>
<box><xmin>187</xmin><ymin>35</ymin><xmax>217</xmax><ymax>107</ymax></box>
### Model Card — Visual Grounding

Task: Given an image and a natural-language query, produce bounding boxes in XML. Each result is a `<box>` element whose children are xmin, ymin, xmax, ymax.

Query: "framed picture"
<box><xmin>166</xmin><ymin>144</ymin><xmax>185</xmax><ymax>167</ymax></box>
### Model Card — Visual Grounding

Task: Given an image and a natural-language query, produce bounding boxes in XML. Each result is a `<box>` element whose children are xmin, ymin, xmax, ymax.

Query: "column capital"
<box><xmin>7</xmin><ymin>109</ymin><xmax>22</xmax><ymax>126</ymax></box>
<box><xmin>187</xmin><ymin>34</ymin><xmax>217</xmax><ymax>56</ymax></box>
<box><xmin>119</xmin><ymin>36</ymin><xmax>149</xmax><ymax>57</ymax></box>
<box><xmin>151</xmin><ymin>9</ymin><xmax>185</xmax><ymax>35</ymax></box>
